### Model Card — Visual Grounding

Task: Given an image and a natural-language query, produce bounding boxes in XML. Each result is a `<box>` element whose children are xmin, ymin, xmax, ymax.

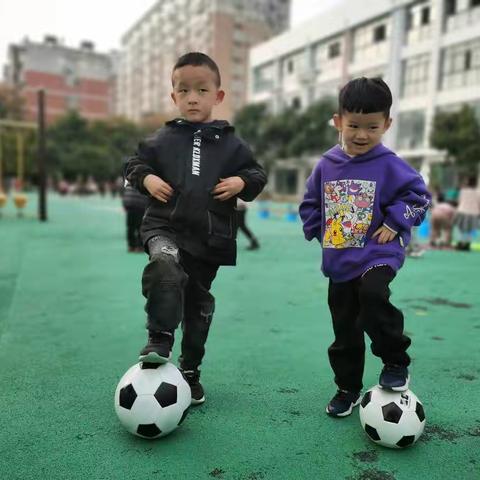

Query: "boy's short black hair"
<box><xmin>172</xmin><ymin>52</ymin><xmax>221</xmax><ymax>87</ymax></box>
<box><xmin>338</xmin><ymin>77</ymin><xmax>392</xmax><ymax>118</ymax></box>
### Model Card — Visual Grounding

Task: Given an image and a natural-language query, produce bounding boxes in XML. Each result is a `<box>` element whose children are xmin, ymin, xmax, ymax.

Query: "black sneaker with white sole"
<box><xmin>379</xmin><ymin>364</ymin><xmax>410</xmax><ymax>391</ymax></box>
<box><xmin>181</xmin><ymin>369</ymin><xmax>205</xmax><ymax>405</ymax></box>
<box><xmin>138</xmin><ymin>331</ymin><xmax>173</xmax><ymax>364</ymax></box>
<box><xmin>326</xmin><ymin>389</ymin><xmax>361</xmax><ymax>417</ymax></box>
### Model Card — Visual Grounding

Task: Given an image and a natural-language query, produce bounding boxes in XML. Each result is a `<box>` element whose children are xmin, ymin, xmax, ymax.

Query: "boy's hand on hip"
<box><xmin>212</xmin><ymin>176</ymin><xmax>245</xmax><ymax>201</ymax></box>
<box><xmin>143</xmin><ymin>174</ymin><xmax>174</xmax><ymax>203</ymax></box>
<box><xmin>372</xmin><ymin>226</ymin><xmax>397</xmax><ymax>244</ymax></box>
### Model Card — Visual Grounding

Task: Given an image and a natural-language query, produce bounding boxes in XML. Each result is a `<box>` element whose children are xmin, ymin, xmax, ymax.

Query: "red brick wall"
<box><xmin>22</xmin><ymin>70</ymin><xmax>112</xmax><ymax>123</ymax></box>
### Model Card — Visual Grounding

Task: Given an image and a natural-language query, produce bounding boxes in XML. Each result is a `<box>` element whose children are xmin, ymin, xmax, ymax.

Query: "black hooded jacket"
<box><xmin>125</xmin><ymin>118</ymin><xmax>267</xmax><ymax>265</ymax></box>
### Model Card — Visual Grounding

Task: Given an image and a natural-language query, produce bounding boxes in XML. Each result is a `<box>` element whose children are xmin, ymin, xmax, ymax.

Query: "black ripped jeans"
<box><xmin>142</xmin><ymin>236</ymin><xmax>219</xmax><ymax>370</ymax></box>
<box><xmin>327</xmin><ymin>266</ymin><xmax>411</xmax><ymax>393</ymax></box>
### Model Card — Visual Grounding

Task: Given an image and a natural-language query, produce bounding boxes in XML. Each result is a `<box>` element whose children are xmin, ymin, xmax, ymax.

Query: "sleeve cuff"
<box><xmin>383</xmin><ymin>222</ymin><xmax>398</xmax><ymax>234</ymax></box>
<box><xmin>137</xmin><ymin>172</ymin><xmax>154</xmax><ymax>196</ymax></box>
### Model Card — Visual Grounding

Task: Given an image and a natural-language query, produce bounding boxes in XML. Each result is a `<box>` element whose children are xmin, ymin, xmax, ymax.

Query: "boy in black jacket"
<box><xmin>125</xmin><ymin>52</ymin><xmax>267</xmax><ymax>405</ymax></box>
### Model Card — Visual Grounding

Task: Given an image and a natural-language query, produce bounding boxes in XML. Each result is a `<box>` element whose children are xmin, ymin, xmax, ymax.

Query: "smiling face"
<box><xmin>333</xmin><ymin>111</ymin><xmax>392</xmax><ymax>156</ymax></box>
<box><xmin>171</xmin><ymin>65</ymin><xmax>224</xmax><ymax>123</ymax></box>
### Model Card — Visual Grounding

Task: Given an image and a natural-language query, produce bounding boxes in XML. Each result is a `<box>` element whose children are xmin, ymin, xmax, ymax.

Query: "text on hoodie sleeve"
<box><xmin>383</xmin><ymin>160</ymin><xmax>431</xmax><ymax>233</ymax></box>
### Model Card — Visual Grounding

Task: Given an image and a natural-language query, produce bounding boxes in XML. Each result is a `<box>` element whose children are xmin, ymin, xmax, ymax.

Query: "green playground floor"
<box><xmin>0</xmin><ymin>194</ymin><xmax>479</xmax><ymax>480</ymax></box>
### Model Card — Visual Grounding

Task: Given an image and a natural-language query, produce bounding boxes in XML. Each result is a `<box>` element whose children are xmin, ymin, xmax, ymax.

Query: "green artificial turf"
<box><xmin>0</xmin><ymin>194</ymin><xmax>479</xmax><ymax>480</ymax></box>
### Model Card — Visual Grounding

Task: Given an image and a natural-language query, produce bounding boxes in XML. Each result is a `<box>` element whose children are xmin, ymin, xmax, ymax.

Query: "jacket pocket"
<box><xmin>207</xmin><ymin>199</ymin><xmax>236</xmax><ymax>244</ymax></box>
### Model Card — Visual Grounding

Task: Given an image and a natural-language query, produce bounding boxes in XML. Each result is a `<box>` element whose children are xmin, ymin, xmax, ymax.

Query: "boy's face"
<box><xmin>171</xmin><ymin>65</ymin><xmax>224</xmax><ymax>123</ymax></box>
<box><xmin>333</xmin><ymin>111</ymin><xmax>392</xmax><ymax>156</ymax></box>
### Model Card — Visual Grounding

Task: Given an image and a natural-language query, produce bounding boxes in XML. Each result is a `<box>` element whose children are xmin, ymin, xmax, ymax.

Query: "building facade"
<box><xmin>249</xmin><ymin>0</ymin><xmax>480</xmax><ymax>197</ymax></box>
<box><xmin>117</xmin><ymin>0</ymin><xmax>290</xmax><ymax>122</ymax></box>
<box><xmin>5</xmin><ymin>36</ymin><xmax>115</xmax><ymax>124</ymax></box>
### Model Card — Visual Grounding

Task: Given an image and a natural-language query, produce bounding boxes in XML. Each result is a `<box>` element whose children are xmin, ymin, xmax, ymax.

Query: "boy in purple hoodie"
<box><xmin>299</xmin><ymin>78</ymin><xmax>431</xmax><ymax>417</ymax></box>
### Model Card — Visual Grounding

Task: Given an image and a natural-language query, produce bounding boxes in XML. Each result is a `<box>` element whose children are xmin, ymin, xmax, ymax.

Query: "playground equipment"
<box><xmin>0</xmin><ymin>130</ymin><xmax>6</xmax><ymax>216</ymax></box>
<box><xmin>0</xmin><ymin>191</ymin><xmax>6</xmax><ymax>216</ymax></box>
<box><xmin>0</xmin><ymin>123</ymin><xmax>34</xmax><ymax>217</ymax></box>
<box><xmin>12</xmin><ymin>131</ymin><xmax>28</xmax><ymax>217</ymax></box>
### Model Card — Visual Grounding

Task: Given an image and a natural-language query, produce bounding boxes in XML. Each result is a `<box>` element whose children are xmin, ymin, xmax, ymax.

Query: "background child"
<box><xmin>430</xmin><ymin>191</ymin><xmax>456</xmax><ymax>248</ymax></box>
<box><xmin>453</xmin><ymin>176</ymin><xmax>480</xmax><ymax>251</ymax></box>
<box><xmin>121</xmin><ymin>180</ymin><xmax>148</xmax><ymax>253</ymax></box>
<box><xmin>236</xmin><ymin>199</ymin><xmax>260</xmax><ymax>250</ymax></box>
<box><xmin>299</xmin><ymin>77</ymin><xmax>431</xmax><ymax>417</ymax></box>
<box><xmin>125</xmin><ymin>52</ymin><xmax>267</xmax><ymax>405</ymax></box>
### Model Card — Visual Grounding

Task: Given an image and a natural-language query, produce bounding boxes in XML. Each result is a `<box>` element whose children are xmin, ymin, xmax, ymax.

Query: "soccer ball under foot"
<box><xmin>359</xmin><ymin>385</ymin><xmax>426</xmax><ymax>448</ymax></box>
<box><xmin>114</xmin><ymin>362</ymin><xmax>191</xmax><ymax>439</ymax></box>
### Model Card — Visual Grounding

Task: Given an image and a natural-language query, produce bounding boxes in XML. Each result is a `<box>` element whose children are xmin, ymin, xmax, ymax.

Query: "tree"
<box><xmin>46</xmin><ymin>111</ymin><xmax>144</xmax><ymax>181</ymax></box>
<box><xmin>47</xmin><ymin>111</ymin><xmax>90</xmax><ymax>180</ymax></box>
<box><xmin>287</xmin><ymin>98</ymin><xmax>337</xmax><ymax>158</ymax></box>
<box><xmin>89</xmin><ymin>116</ymin><xmax>145</xmax><ymax>177</ymax></box>
<box><xmin>0</xmin><ymin>85</ymin><xmax>24</xmax><ymax>120</ymax></box>
<box><xmin>139</xmin><ymin>113</ymin><xmax>170</xmax><ymax>133</ymax></box>
<box><xmin>430</xmin><ymin>105</ymin><xmax>480</xmax><ymax>178</ymax></box>
<box><xmin>234</xmin><ymin>98</ymin><xmax>337</xmax><ymax>174</ymax></box>
<box><xmin>234</xmin><ymin>103</ymin><xmax>269</xmax><ymax>156</ymax></box>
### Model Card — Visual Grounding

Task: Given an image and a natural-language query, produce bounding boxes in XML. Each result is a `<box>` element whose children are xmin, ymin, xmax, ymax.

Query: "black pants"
<box><xmin>125</xmin><ymin>207</ymin><xmax>144</xmax><ymax>249</ymax></box>
<box><xmin>327</xmin><ymin>265</ymin><xmax>411</xmax><ymax>392</ymax></box>
<box><xmin>142</xmin><ymin>236</ymin><xmax>219</xmax><ymax>370</ymax></box>
<box><xmin>236</xmin><ymin>209</ymin><xmax>256</xmax><ymax>243</ymax></box>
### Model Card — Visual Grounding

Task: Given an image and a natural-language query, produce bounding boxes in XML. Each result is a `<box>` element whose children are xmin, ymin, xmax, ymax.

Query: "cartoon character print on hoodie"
<box><xmin>299</xmin><ymin>143</ymin><xmax>431</xmax><ymax>283</ymax></box>
<box><xmin>323</xmin><ymin>179</ymin><xmax>376</xmax><ymax>249</ymax></box>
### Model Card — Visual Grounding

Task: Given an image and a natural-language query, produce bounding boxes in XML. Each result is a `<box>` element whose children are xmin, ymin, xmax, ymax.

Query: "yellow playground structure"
<box><xmin>0</xmin><ymin>119</ymin><xmax>37</xmax><ymax>217</ymax></box>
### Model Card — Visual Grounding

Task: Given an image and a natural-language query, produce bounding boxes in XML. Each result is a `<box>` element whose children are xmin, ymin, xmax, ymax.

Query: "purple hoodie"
<box><xmin>299</xmin><ymin>143</ymin><xmax>431</xmax><ymax>282</ymax></box>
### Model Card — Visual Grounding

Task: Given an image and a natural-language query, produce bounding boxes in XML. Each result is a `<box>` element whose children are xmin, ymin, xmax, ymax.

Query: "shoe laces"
<box><xmin>182</xmin><ymin>369</ymin><xmax>200</xmax><ymax>383</ymax></box>
<box><xmin>335</xmin><ymin>389</ymin><xmax>356</xmax><ymax>402</ymax></box>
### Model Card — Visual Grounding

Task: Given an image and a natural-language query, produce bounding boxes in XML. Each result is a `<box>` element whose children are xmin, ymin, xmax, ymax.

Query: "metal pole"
<box><xmin>16</xmin><ymin>131</ymin><xmax>24</xmax><ymax>188</ymax></box>
<box><xmin>38</xmin><ymin>90</ymin><xmax>47</xmax><ymax>221</ymax></box>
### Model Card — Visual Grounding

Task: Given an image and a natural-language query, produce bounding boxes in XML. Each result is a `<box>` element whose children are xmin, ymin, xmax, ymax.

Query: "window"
<box><xmin>253</xmin><ymin>65</ymin><xmax>274</xmax><ymax>93</ymax></box>
<box><xmin>441</xmin><ymin>39</ymin><xmax>480</xmax><ymax>89</ymax></box>
<box><xmin>373</xmin><ymin>25</ymin><xmax>386</xmax><ymax>43</ymax></box>
<box><xmin>292</xmin><ymin>97</ymin><xmax>301</xmax><ymax>109</ymax></box>
<box><xmin>445</xmin><ymin>0</ymin><xmax>456</xmax><ymax>15</ymax></box>
<box><xmin>328</xmin><ymin>42</ymin><xmax>341</xmax><ymax>59</ymax></box>
<box><xmin>66</xmin><ymin>95</ymin><xmax>78</xmax><ymax>110</ymax></box>
<box><xmin>471</xmin><ymin>0</ymin><xmax>480</xmax><ymax>7</ymax></box>
<box><xmin>397</xmin><ymin>111</ymin><xmax>426</xmax><ymax>150</ymax></box>
<box><xmin>287</xmin><ymin>59</ymin><xmax>294</xmax><ymax>73</ymax></box>
<box><xmin>401</xmin><ymin>54</ymin><xmax>430</xmax><ymax>97</ymax></box>
<box><xmin>421</xmin><ymin>7</ymin><xmax>430</xmax><ymax>25</ymax></box>
<box><xmin>465</xmin><ymin>50</ymin><xmax>472</xmax><ymax>70</ymax></box>
<box><xmin>64</xmin><ymin>66</ymin><xmax>78</xmax><ymax>87</ymax></box>
<box><xmin>406</xmin><ymin>10</ymin><xmax>414</xmax><ymax>30</ymax></box>
<box><xmin>352</xmin><ymin>21</ymin><xmax>389</xmax><ymax>62</ymax></box>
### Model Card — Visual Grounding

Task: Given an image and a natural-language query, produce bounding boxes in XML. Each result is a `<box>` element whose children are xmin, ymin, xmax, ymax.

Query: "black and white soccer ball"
<box><xmin>359</xmin><ymin>385</ymin><xmax>426</xmax><ymax>448</ymax></box>
<box><xmin>114</xmin><ymin>362</ymin><xmax>191</xmax><ymax>439</ymax></box>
